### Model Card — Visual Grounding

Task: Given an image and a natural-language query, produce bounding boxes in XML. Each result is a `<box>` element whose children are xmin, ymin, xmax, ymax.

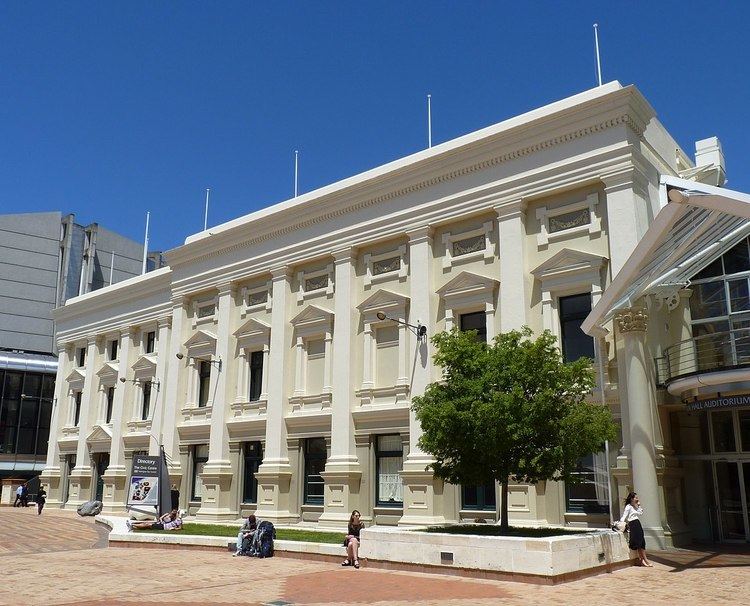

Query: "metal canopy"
<box><xmin>583</xmin><ymin>176</ymin><xmax>750</xmax><ymax>336</ymax></box>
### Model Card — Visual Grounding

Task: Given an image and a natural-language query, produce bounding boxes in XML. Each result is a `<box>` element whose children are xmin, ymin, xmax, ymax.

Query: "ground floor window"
<box><xmin>304</xmin><ymin>438</ymin><xmax>326</xmax><ymax>504</ymax></box>
<box><xmin>461</xmin><ymin>482</ymin><xmax>496</xmax><ymax>511</ymax></box>
<box><xmin>375</xmin><ymin>434</ymin><xmax>403</xmax><ymax>506</ymax></box>
<box><xmin>192</xmin><ymin>444</ymin><xmax>209</xmax><ymax>501</ymax></box>
<box><xmin>565</xmin><ymin>450</ymin><xmax>609</xmax><ymax>513</ymax></box>
<box><xmin>242</xmin><ymin>441</ymin><xmax>263</xmax><ymax>504</ymax></box>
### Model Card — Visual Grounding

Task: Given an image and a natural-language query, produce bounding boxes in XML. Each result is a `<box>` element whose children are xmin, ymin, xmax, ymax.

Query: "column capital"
<box><xmin>406</xmin><ymin>226</ymin><xmax>433</xmax><ymax>244</ymax></box>
<box><xmin>616</xmin><ymin>308</ymin><xmax>649</xmax><ymax>333</ymax></box>
<box><xmin>601</xmin><ymin>165</ymin><xmax>649</xmax><ymax>196</ymax></box>
<box><xmin>216</xmin><ymin>281</ymin><xmax>235</xmax><ymax>297</ymax></box>
<box><xmin>157</xmin><ymin>316</ymin><xmax>172</xmax><ymax>329</ymax></box>
<box><xmin>270</xmin><ymin>266</ymin><xmax>291</xmax><ymax>281</ymax></box>
<box><xmin>494</xmin><ymin>198</ymin><xmax>526</xmax><ymax>220</ymax></box>
<box><xmin>170</xmin><ymin>293</ymin><xmax>187</xmax><ymax>307</ymax></box>
<box><xmin>86</xmin><ymin>335</ymin><xmax>99</xmax><ymax>347</ymax></box>
<box><xmin>332</xmin><ymin>247</ymin><xmax>357</xmax><ymax>263</ymax></box>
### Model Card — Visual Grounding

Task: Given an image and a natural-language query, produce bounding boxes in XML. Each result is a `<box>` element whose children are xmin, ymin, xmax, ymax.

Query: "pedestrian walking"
<box><xmin>20</xmin><ymin>483</ymin><xmax>29</xmax><ymax>507</ymax></box>
<box><xmin>620</xmin><ymin>491</ymin><xmax>653</xmax><ymax>567</ymax></box>
<box><xmin>13</xmin><ymin>484</ymin><xmax>23</xmax><ymax>507</ymax></box>
<box><xmin>36</xmin><ymin>485</ymin><xmax>47</xmax><ymax>515</ymax></box>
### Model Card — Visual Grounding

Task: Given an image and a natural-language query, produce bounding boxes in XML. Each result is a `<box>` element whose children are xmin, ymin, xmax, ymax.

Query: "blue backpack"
<box><xmin>255</xmin><ymin>520</ymin><xmax>275</xmax><ymax>558</ymax></box>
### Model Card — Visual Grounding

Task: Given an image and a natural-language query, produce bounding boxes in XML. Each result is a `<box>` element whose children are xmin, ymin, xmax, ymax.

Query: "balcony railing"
<box><xmin>656</xmin><ymin>327</ymin><xmax>750</xmax><ymax>385</ymax></box>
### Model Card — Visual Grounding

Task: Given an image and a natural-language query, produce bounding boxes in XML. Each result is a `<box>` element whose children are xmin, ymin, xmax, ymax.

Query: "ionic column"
<box><xmin>101</xmin><ymin>327</ymin><xmax>132</xmax><ymax>513</ymax></box>
<box><xmin>320</xmin><ymin>249</ymin><xmax>361</xmax><ymax>527</ymax></box>
<box><xmin>39</xmin><ymin>344</ymin><xmax>73</xmax><ymax>507</ymax></box>
<box><xmin>255</xmin><ymin>268</ymin><xmax>296</xmax><ymax>524</ymax></box>
<box><xmin>616</xmin><ymin>307</ymin><xmax>667</xmax><ymax>548</ymax></box>
<box><xmin>323</xmin><ymin>328</ymin><xmax>333</xmax><ymax>394</ymax></box>
<box><xmin>293</xmin><ymin>336</ymin><xmax>305</xmax><ymax>396</ymax></box>
<box><xmin>496</xmin><ymin>200</ymin><xmax>528</xmax><ymax>332</ymax></box>
<box><xmin>196</xmin><ymin>282</ymin><xmax>237</xmax><ymax>521</ymax></box>
<box><xmin>400</xmin><ymin>226</ymin><xmax>445</xmax><ymax>525</ymax></box>
<box><xmin>67</xmin><ymin>336</ymin><xmax>100</xmax><ymax>507</ymax></box>
<box><xmin>235</xmin><ymin>350</ymin><xmax>249</xmax><ymax>402</ymax></box>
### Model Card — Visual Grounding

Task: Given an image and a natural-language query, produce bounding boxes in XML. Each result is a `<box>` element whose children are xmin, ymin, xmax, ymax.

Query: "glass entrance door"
<box><xmin>713</xmin><ymin>460</ymin><xmax>749</xmax><ymax>542</ymax></box>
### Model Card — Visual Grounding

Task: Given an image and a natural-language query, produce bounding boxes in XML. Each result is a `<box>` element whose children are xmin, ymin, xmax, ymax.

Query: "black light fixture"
<box><xmin>176</xmin><ymin>352</ymin><xmax>223</xmax><ymax>371</ymax></box>
<box><xmin>376</xmin><ymin>311</ymin><xmax>427</xmax><ymax>341</ymax></box>
<box><xmin>120</xmin><ymin>376</ymin><xmax>161</xmax><ymax>388</ymax></box>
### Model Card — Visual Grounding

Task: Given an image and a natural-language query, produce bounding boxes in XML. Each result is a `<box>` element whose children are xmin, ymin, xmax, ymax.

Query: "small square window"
<box><xmin>304</xmin><ymin>275</ymin><xmax>329</xmax><ymax>292</ymax></box>
<box><xmin>452</xmin><ymin>234</ymin><xmax>486</xmax><ymax>257</ymax></box>
<box><xmin>197</xmin><ymin>304</ymin><xmax>215</xmax><ymax>318</ymax></box>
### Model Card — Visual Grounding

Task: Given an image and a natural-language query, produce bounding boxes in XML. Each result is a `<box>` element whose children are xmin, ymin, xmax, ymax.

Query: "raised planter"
<box><xmin>359</xmin><ymin>525</ymin><xmax>633</xmax><ymax>583</ymax></box>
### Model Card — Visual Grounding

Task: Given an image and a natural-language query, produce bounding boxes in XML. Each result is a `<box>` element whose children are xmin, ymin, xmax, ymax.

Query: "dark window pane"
<box><xmin>460</xmin><ymin>312</ymin><xmax>487</xmax><ymax>343</ymax></box>
<box><xmin>693</xmin><ymin>257</ymin><xmax>724</xmax><ymax>280</ymax></box>
<box><xmin>16</xmin><ymin>428</ymin><xmax>36</xmax><ymax>454</ymax></box>
<box><xmin>36</xmin><ymin>424</ymin><xmax>50</xmax><ymax>455</ymax></box>
<box><xmin>0</xmin><ymin>395</ymin><xmax>20</xmax><ymax>430</ymax></box>
<box><xmin>145</xmin><ymin>332</ymin><xmax>156</xmax><ymax>354</ymax></box>
<box><xmin>728</xmin><ymin>279</ymin><xmax>750</xmax><ymax>313</ymax></box>
<box><xmin>304</xmin><ymin>438</ymin><xmax>327</xmax><ymax>504</ymax></box>
<box><xmin>712</xmin><ymin>410</ymin><xmax>736</xmax><ymax>452</ymax></box>
<box><xmin>74</xmin><ymin>392</ymin><xmax>82</xmax><ymax>426</ymax></box>
<box><xmin>249</xmin><ymin>351</ymin><xmax>263</xmax><ymax>401</ymax></box>
<box><xmin>242</xmin><ymin>441</ymin><xmax>263</xmax><ymax>504</ymax></box>
<box><xmin>22</xmin><ymin>374</ymin><xmax>42</xmax><ymax>399</ymax></box>
<box><xmin>198</xmin><ymin>361</ymin><xmax>211</xmax><ymax>407</ymax></box>
<box><xmin>723</xmin><ymin>239</ymin><xmax>750</xmax><ymax>275</ymax></box>
<box><xmin>142</xmin><ymin>382</ymin><xmax>152</xmax><ymax>420</ymax></box>
<box><xmin>41</xmin><ymin>375</ymin><xmax>55</xmax><ymax>401</ymax></box>
<box><xmin>19</xmin><ymin>400</ymin><xmax>39</xmax><ymax>429</ymax></box>
<box><xmin>110</xmin><ymin>340</ymin><xmax>119</xmax><ymax>361</ymax></box>
<box><xmin>39</xmin><ymin>400</ymin><xmax>53</xmax><ymax>431</ymax></box>
<box><xmin>739</xmin><ymin>410</ymin><xmax>750</xmax><ymax>452</ymax></box>
<box><xmin>461</xmin><ymin>482</ymin><xmax>495</xmax><ymax>510</ymax></box>
<box><xmin>4</xmin><ymin>372</ymin><xmax>23</xmax><ymax>401</ymax></box>
<box><xmin>106</xmin><ymin>387</ymin><xmax>115</xmax><ymax>423</ymax></box>
<box><xmin>0</xmin><ymin>426</ymin><xmax>16</xmax><ymax>454</ymax></box>
<box><xmin>690</xmin><ymin>281</ymin><xmax>728</xmax><ymax>319</ymax></box>
<box><xmin>77</xmin><ymin>347</ymin><xmax>86</xmax><ymax>367</ymax></box>
<box><xmin>559</xmin><ymin>293</ymin><xmax>594</xmax><ymax>363</ymax></box>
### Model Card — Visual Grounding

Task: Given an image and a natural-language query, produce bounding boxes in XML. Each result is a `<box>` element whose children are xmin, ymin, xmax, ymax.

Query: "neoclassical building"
<box><xmin>41</xmin><ymin>82</ymin><xmax>724</xmax><ymax>544</ymax></box>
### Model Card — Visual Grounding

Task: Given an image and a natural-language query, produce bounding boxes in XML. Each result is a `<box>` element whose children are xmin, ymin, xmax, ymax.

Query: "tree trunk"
<box><xmin>500</xmin><ymin>479</ymin><xmax>509</xmax><ymax>532</ymax></box>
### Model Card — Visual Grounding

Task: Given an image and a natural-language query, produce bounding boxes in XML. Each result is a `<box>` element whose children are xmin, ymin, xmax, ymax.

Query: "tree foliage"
<box><xmin>412</xmin><ymin>327</ymin><xmax>617</xmax><ymax>529</ymax></box>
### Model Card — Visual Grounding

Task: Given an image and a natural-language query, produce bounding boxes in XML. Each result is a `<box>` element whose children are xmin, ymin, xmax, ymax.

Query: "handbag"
<box><xmin>612</xmin><ymin>521</ymin><xmax>626</xmax><ymax>532</ymax></box>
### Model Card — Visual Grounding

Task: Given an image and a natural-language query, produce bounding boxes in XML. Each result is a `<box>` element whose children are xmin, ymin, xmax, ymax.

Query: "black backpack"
<box><xmin>256</xmin><ymin>520</ymin><xmax>275</xmax><ymax>558</ymax></box>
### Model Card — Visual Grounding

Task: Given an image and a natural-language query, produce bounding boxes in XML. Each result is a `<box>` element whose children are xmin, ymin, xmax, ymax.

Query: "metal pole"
<box><xmin>427</xmin><ymin>94</ymin><xmax>432</xmax><ymax>148</ymax></box>
<box><xmin>204</xmin><ymin>188</ymin><xmax>210</xmax><ymax>231</ymax></box>
<box><xmin>595</xmin><ymin>336</ymin><xmax>614</xmax><ymax>525</ymax></box>
<box><xmin>593</xmin><ymin>23</ymin><xmax>603</xmax><ymax>87</ymax></box>
<box><xmin>109</xmin><ymin>250</ymin><xmax>115</xmax><ymax>286</ymax></box>
<box><xmin>141</xmin><ymin>212</ymin><xmax>150</xmax><ymax>275</ymax></box>
<box><xmin>294</xmin><ymin>150</ymin><xmax>299</xmax><ymax>198</ymax></box>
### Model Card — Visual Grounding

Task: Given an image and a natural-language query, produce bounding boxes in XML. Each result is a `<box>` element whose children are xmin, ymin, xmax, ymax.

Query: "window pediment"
<box><xmin>183</xmin><ymin>329</ymin><xmax>218</xmax><ymax>358</ymax></box>
<box><xmin>437</xmin><ymin>270</ymin><xmax>499</xmax><ymax>305</ymax></box>
<box><xmin>96</xmin><ymin>362</ymin><xmax>119</xmax><ymax>385</ymax></box>
<box><xmin>357</xmin><ymin>288</ymin><xmax>410</xmax><ymax>322</ymax></box>
<box><xmin>131</xmin><ymin>354</ymin><xmax>157</xmax><ymax>380</ymax></box>
<box><xmin>234</xmin><ymin>317</ymin><xmax>271</xmax><ymax>349</ymax></box>
<box><xmin>65</xmin><ymin>368</ymin><xmax>85</xmax><ymax>390</ymax></box>
<box><xmin>86</xmin><ymin>424</ymin><xmax>112</xmax><ymax>445</ymax></box>
<box><xmin>531</xmin><ymin>248</ymin><xmax>607</xmax><ymax>288</ymax></box>
<box><xmin>291</xmin><ymin>304</ymin><xmax>334</xmax><ymax>336</ymax></box>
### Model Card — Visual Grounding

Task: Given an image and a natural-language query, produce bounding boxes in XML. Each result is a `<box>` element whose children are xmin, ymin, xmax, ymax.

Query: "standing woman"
<box><xmin>36</xmin><ymin>485</ymin><xmax>47</xmax><ymax>516</ymax></box>
<box><xmin>620</xmin><ymin>492</ymin><xmax>653</xmax><ymax>567</ymax></box>
<box><xmin>342</xmin><ymin>510</ymin><xmax>364</xmax><ymax>569</ymax></box>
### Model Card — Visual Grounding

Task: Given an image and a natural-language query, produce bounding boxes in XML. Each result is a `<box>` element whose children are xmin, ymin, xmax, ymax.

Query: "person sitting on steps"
<box><xmin>233</xmin><ymin>514</ymin><xmax>258</xmax><ymax>556</ymax></box>
<box><xmin>341</xmin><ymin>510</ymin><xmax>364</xmax><ymax>569</ymax></box>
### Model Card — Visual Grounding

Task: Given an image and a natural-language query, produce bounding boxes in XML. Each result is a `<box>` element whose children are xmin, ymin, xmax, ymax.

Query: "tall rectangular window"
<box><xmin>0</xmin><ymin>371</ymin><xmax>21</xmax><ymax>454</ymax></box>
<box><xmin>559</xmin><ymin>293</ymin><xmax>594</xmax><ymax>363</ymax></box>
<box><xmin>74</xmin><ymin>392</ymin><xmax>82</xmax><ymax>426</ymax></box>
<box><xmin>77</xmin><ymin>347</ymin><xmax>86</xmax><ymax>367</ymax></box>
<box><xmin>141</xmin><ymin>381</ymin><xmax>152</xmax><ymax>420</ymax></box>
<box><xmin>375</xmin><ymin>434</ymin><xmax>403</xmax><ymax>506</ymax></box>
<box><xmin>565</xmin><ymin>451</ymin><xmax>609</xmax><ymax>513</ymax></box>
<box><xmin>106</xmin><ymin>386</ymin><xmax>115</xmax><ymax>423</ymax></box>
<box><xmin>192</xmin><ymin>444</ymin><xmax>209</xmax><ymax>501</ymax></box>
<box><xmin>462</xmin><ymin>482</ymin><xmax>496</xmax><ymax>511</ymax></box>
<box><xmin>109</xmin><ymin>339</ymin><xmax>119</xmax><ymax>361</ymax></box>
<box><xmin>198</xmin><ymin>361</ymin><xmax>211</xmax><ymax>407</ymax></box>
<box><xmin>242</xmin><ymin>441</ymin><xmax>263</xmax><ymax>504</ymax></box>
<box><xmin>460</xmin><ymin>311</ymin><xmax>487</xmax><ymax>342</ymax></box>
<box><xmin>304</xmin><ymin>438</ymin><xmax>326</xmax><ymax>504</ymax></box>
<box><xmin>145</xmin><ymin>331</ymin><xmax>156</xmax><ymax>354</ymax></box>
<box><xmin>249</xmin><ymin>351</ymin><xmax>263</xmax><ymax>402</ymax></box>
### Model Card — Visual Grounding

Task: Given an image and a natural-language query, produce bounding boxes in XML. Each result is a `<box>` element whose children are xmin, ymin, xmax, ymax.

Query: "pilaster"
<box><xmin>163</xmin><ymin>297</ymin><xmax>187</xmax><ymax>476</ymax></box>
<box><xmin>496</xmin><ymin>200</ymin><xmax>529</xmax><ymax>332</ymax></box>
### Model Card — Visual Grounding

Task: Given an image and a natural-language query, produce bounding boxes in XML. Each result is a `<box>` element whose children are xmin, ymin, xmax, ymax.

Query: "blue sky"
<box><xmin>2</xmin><ymin>1</ymin><xmax>749</xmax><ymax>252</ymax></box>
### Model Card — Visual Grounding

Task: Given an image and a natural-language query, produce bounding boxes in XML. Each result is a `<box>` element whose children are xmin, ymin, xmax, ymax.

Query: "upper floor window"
<box><xmin>108</xmin><ymin>339</ymin><xmax>119</xmax><ymax>361</ymax></box>
<box><xmin>74</xmin><ymin>391</ymin><xmax>82</xmax><ymax>426</ymax></box>
<box><xmin>197</xmin><ymin>303</ymin><xmax>216</xmax><ymax>319</ymax></box>
<box><xmin>198</xmin><ymin>361</ymin><xmax>211</xmax><ymax>407</ymax></box>
<box><xmin>106</xmin><ymin>386</ymin><xmax>115</xmax><ymax>423</ymax></box>
<box><xmin>141</xmin><ymin>381</ymin><xmax>152</xmax><ymax>420</ymax></box>
<box><xmin>460</xmin><ymin>311</ymin><xmax>487</xmax><ymax>343</ymax></box>
<box><xmin>77</xmin><ymin>347</ymin><xmax>86</xmax><ymax>368</ymax></box>
<box><xmin>144</xmin><ymin>331</ymin><xmax>156</xmax><ymax>354</ymax></box>
<box><xmin>249</xmin><ymin>351</ymin><xmax>263</xmax><ymax>402</ymax></box>
<box><xmin>559</xmin><ymin>293</ymin><xmax>594</xmax><ymax>363</ymax></box>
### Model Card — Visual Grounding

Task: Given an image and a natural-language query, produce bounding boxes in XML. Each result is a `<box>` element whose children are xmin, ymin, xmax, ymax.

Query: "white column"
<box><xmin>260</xmin><ymin>344</ymin><xmax>270</xmax><ymax>401</ymax></box>
<box><xmin>196</xmin><ymin>282</ymin><xmax>236</xmax><ymax>520</ymax></box>
<box><xmin>602</xmin><ymin>167</ymin><xmax>651</xmax><ymax>277</ymax></box>
<box><xmin>293</xmin><ymin>336</ymin><xmax>305</xmax><ymax>396</ymax></box>
<box><xmin>400</xmin><ymin>226</ymin><xmax>445</xmax><ymax>525</ymax></box>
<box><xmin>149</xmin><ymin>317</ymin><xmax>171</xmax><ymax>456</ymax></box>
<box><xmin>323</xmin><ymin>328</ymin><xmax>333</xmax><ymax>393</ymax></box>
<box><xmin>255</xmin><ymin>267</ymin><xmax>295</xmax><ymax>523</ymax></box>
<box><xmin>186</xmin><ymin>360</ymin><xmax>198</xmax><ymax>405</ymax></box>
<box><xmin>362</xmin><ymin>321</ymin><xmax>374</xmax><ymax>389</ymax></box>
<box><xmin>397</xmin><ymin>321</ymin><xmax>408</xmax><ymax>385</ymax></box>
<box><xmin>236</xmin><ymin>350</ymin><xmax>248</xmax><ymax>402</ymax></box>
<box><xmin>162</xmin><ymin>297</ymin><xmax>187</xmax><ymax>476</ymax></box>
<box><xmin>616</xmin><ymin>307</ymin><xmax>666</xmax><ymax>548</ymax></box>
<box><xmin>320</xmin><ymin>249</ymin><xmax>361</xmax><ymax>526</ymax></box>
<box><xmin>496</xmin><ymin>200</ymin><xmax>528</xmax><ymax>332</ymax></box>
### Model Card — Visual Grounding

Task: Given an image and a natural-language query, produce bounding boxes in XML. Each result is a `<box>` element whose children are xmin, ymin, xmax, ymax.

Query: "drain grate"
<box><xmin>264</xmin><ymin>601</ymin><xmax>294</xmax><ymax>606</ymax></box>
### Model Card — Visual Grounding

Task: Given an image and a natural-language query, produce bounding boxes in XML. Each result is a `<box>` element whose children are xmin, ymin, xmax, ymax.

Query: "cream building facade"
<box><xmin>41</xmin><ymin>82</ymin><xmax>720</xmax><ymax>543</ymax></box>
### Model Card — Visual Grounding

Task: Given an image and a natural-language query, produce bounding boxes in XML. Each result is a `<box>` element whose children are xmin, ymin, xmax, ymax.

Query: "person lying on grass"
<box><xmin>127</xmin><ymin>509</ymin><xmax>182</xmax><ymax>531</ymax></box>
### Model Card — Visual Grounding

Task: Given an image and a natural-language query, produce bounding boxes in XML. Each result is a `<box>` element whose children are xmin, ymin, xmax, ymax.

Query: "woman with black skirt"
<box><xmin>620</xmin><ymin>492</ymin><xmax>653</xmax><ymax>567</ymax></box>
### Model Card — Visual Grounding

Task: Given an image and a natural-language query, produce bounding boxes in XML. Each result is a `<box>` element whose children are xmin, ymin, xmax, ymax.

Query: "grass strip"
<box><xmin>131</xmin><ymin>522</ymin><xmax>343</xmax><ymax>544</ymax></box>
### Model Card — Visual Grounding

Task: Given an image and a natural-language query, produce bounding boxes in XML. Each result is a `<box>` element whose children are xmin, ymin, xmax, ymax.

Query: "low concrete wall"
<box><xmin>359</xmin><ymin>526</ymin><xmax>632</xmax><ymax>581</ymax></box>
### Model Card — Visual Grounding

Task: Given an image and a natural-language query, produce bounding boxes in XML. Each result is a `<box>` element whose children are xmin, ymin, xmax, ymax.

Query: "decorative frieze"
<box><xmin>616</xmin><ymin>308</ymin><xmax>649</xmax><ymax>333</ymax></box>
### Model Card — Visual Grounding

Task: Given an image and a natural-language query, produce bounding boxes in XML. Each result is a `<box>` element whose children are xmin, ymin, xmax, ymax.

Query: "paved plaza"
<box><xmin>0</xmin><ymin>508</ymin><xmax>747</xmax><ymax>605</ymax></box>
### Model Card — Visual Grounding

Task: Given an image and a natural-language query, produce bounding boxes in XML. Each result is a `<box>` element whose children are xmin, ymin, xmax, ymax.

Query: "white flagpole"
<box><xmin>427</xmin><ymin>94</ymin><xmax>432</xmax><ymax>148</ymax></box>
<box><xmin>141</xmin><ymin>211</ymin><xmax>150</xmax><ymax>275</ymax></box>
<box><xmin>593</xmin><ymin>23</ymin><xmax>603</xmax><ymax>87</ymax></box>
<box><xmin>109</xmin><ymin>250</ymin><xmax>115</xmax><ymax>286</ymax></box>
<box><xmin>294</xmin><ymin>150</ymin><xmax>299</xmax><ymax>198</ymax></box>
<box><xmin>204</xmin><ymin>188</ymin><xmax>210</xmax><ymax>231</ymax></box>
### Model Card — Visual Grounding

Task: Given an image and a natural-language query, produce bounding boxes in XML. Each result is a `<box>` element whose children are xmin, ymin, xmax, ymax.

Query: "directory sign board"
<box><xmin>127</xmin><ymin>455</ymin><xmax>160</xmax><ymax>506</ymax></box>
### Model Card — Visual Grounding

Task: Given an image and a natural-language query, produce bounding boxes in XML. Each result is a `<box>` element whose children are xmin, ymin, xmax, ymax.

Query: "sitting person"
<box><xmin>127</xmin><ymin>509</ymin><xmax>182</xmax><ymax>531</ymax></box>
<box><xmin>341</xmin><ymin>509</ymin><xmax>364</xmax><ymax>569</ymax></box>
<box><xmin>233</xmin><ymin>514</ymin><xmax>257</xmax><ymax>556</ymax></box>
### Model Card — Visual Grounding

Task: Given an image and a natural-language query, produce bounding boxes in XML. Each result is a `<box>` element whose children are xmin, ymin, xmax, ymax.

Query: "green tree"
<box><xmin>412</xmin><ymin>327</ymin><xmax>617</xmax><ymax>531</ymax></box>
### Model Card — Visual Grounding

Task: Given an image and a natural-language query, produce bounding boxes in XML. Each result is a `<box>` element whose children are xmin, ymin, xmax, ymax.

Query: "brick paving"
<box><xmin>1</xmin><ymin>507</ymin><xmax>748</xmax><ymax>605</ymax></box>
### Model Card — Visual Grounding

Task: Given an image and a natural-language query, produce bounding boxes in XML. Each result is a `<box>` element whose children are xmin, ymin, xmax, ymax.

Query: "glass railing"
<box><xmin>657</xmin><ymin>327</ymin><xmax>750</xmax><ymax>385</ymax></box>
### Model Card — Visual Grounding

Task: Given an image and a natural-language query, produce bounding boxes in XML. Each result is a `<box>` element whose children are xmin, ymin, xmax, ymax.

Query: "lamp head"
<box><xmin>376</xmin><ymin>311</ymin><xmax>386</xmax><ymax>321</ymax></box>
<box><xmin>175</xmin><ymin>352</ymin><xmax>184</xmax><ymax>360</ymax></box>
<box><xmin>418</xmin><ymin>325</ymin><xmax>427</xmax><ymax>338</ymax></box>
<box><xmin>119</xmin><ymin>377</ymin><xmax>126</xmax><ymax>383</ymax></box>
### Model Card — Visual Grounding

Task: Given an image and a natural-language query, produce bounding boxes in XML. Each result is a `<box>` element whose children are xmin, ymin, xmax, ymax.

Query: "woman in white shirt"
<box><xmin>620</xmin><ymin>492</ymin><xmax>653</xmax><ymax>567</ymax></box>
